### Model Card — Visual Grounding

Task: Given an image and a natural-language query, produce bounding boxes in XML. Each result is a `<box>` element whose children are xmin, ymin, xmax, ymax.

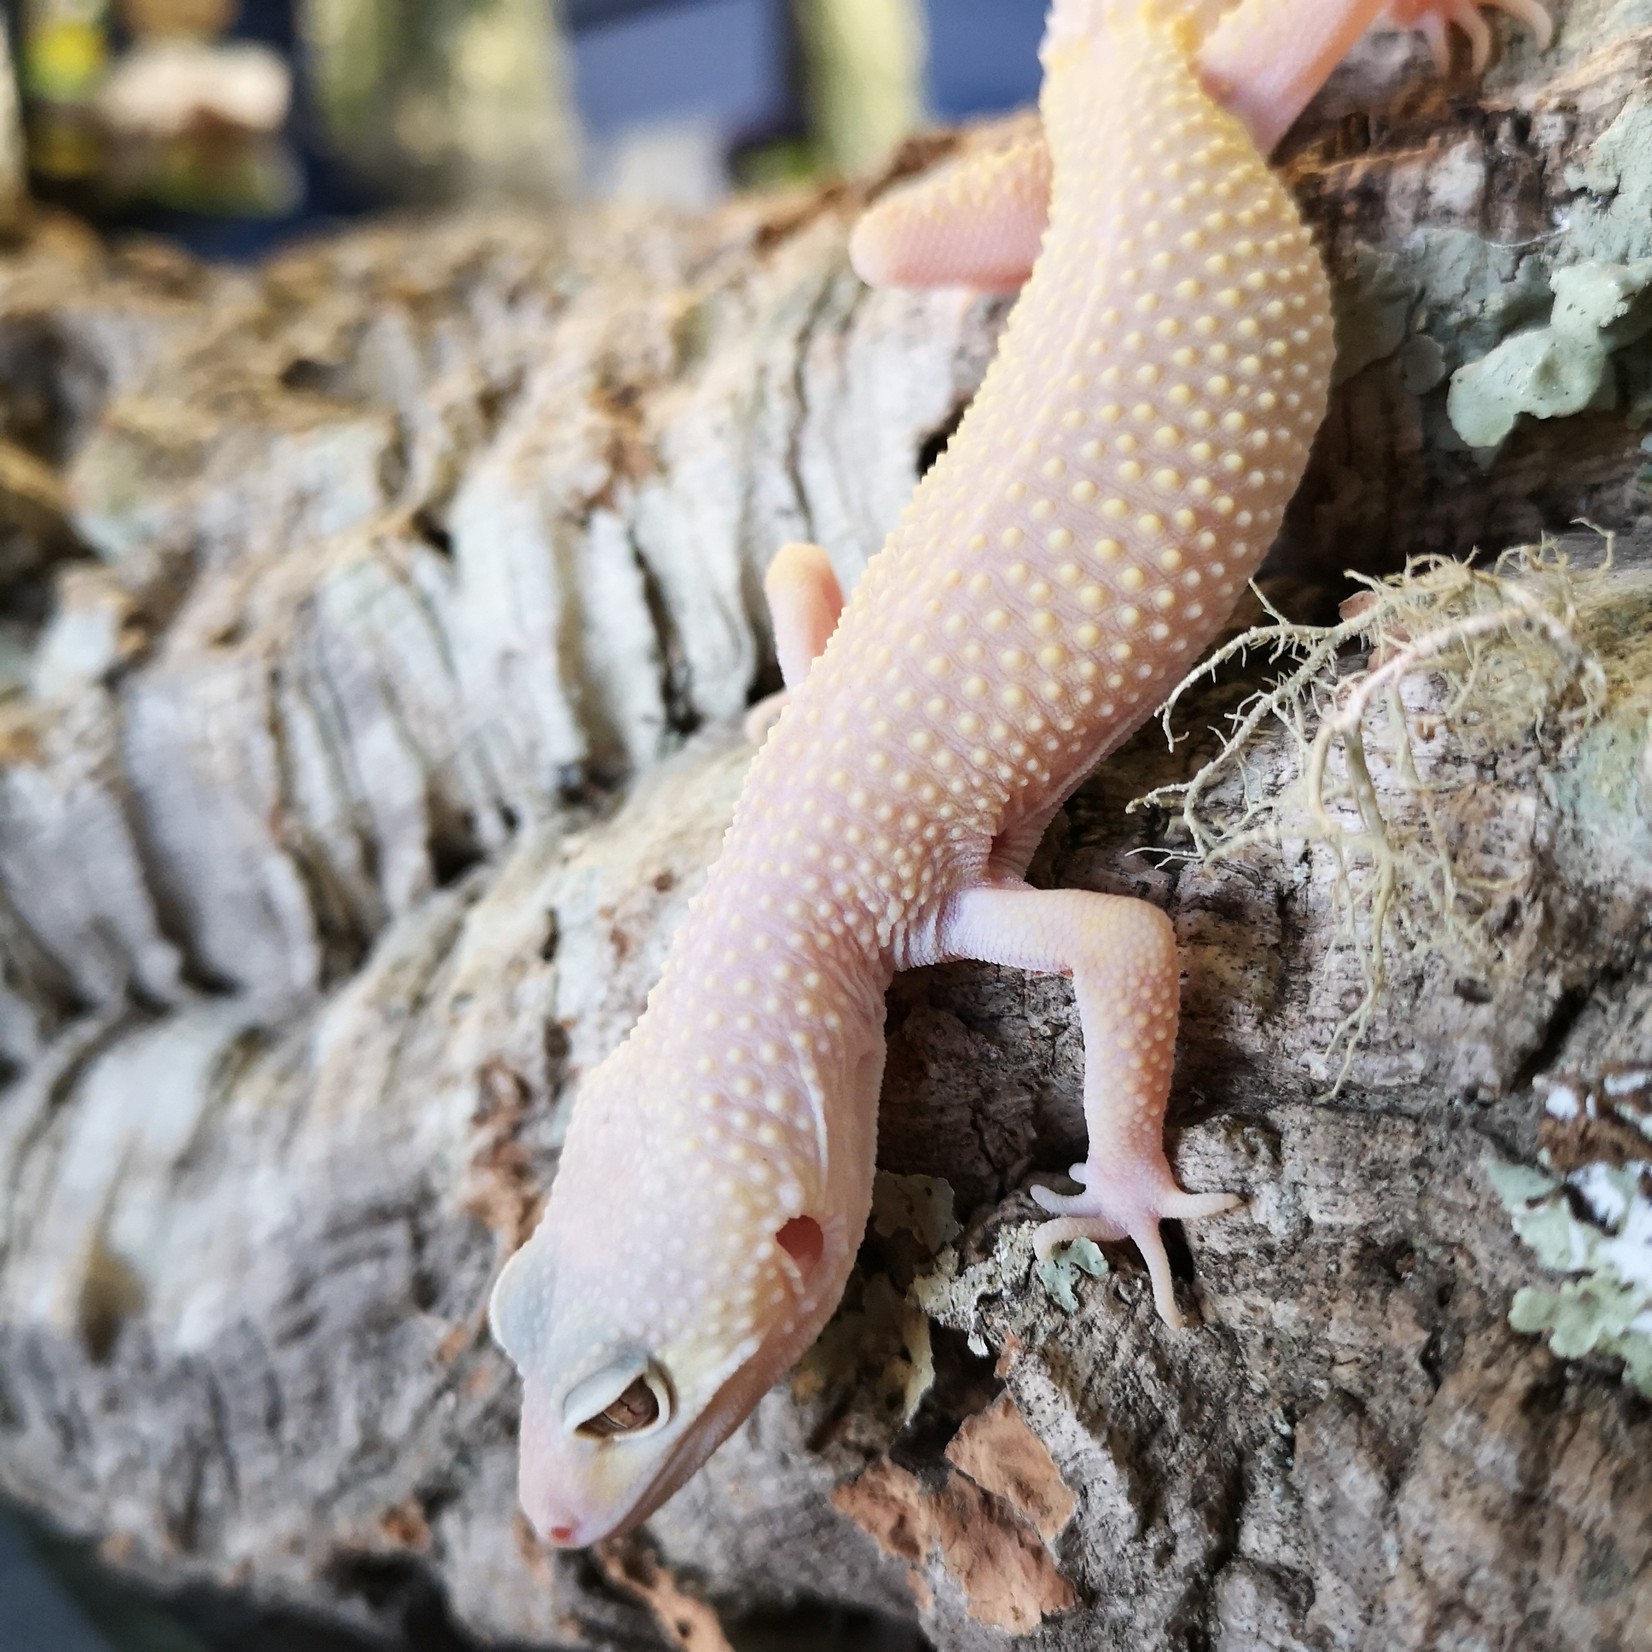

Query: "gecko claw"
<box><xmin>1031</xmin><ymin>1162</ymin><xmax>1243</xmax><ymax>1328</ymax></box>
<box><xmin>1384</xmin><ymin>0</ymin><xmax>1551</xmax><ymax>72</ymax></box>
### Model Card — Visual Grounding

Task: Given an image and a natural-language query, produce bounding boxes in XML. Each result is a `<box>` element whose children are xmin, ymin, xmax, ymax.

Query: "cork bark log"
<box><xmin>2</xmin><ymin>3</ymin><xmax>1651</xmax><ymax>1648</ymax></box>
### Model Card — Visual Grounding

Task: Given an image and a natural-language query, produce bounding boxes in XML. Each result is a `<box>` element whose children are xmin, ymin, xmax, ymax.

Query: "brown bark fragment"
<box><xmin>594</xmin><ymin>1539</ymin><xmax>737</xmax><ymax>1652</ymax></box>
<box><xmin>832</xmin><ymin>1449</ymin><xmax>1079</xmax><ymax>1634</ymax></box>
<box><xmin>943</xmin><ymin>1392</ymin><xmax>1077</xmax><ymax>1544</ymax></box>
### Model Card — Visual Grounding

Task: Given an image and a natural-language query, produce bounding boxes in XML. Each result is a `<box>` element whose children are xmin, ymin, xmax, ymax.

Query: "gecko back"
<box><xmin>489</xmin><ymin>0</ymin><xmax>1335</xmax><ymax>1549</ymax></box>
<box><xmin>725</xmin><ymin>6</ymin><xmax>1333</xmax><ymax>932</ymax></box>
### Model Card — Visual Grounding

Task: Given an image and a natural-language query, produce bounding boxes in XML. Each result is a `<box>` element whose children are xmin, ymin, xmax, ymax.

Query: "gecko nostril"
<box><xmin>775</xmin><ymin>1216</ymin><xmax>824</xmax><ymax>1284</ymax></box>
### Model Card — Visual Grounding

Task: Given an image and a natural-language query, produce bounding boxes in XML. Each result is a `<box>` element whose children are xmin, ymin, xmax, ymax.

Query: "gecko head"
<box><xmin>486</xmin><ymin>1041</ymin><xmax>879</xmax><ymax>1547</ymax></box>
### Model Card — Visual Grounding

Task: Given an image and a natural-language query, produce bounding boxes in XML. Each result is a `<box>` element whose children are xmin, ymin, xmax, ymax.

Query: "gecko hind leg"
<box><xmin>744</xmin><ymin>542</ymin><xmax>845</xmax><ymax>744</ymax></box>
<box><xmin>937</xmin><ymin>882</ymin><xmax>1240</xmax><ymax>1328</ymax></box>
<box><xmin>849</xmin><ymin>127</ymin><xmax>1051</xmax><ymax>294</ymax></box>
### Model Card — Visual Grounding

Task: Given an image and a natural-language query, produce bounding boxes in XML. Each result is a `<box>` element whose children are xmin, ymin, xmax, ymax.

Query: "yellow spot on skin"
<box><xmin>985</xmin><ymin>609</ymin><xmax>1011</xmax><ymax>631</ymax></box>
<box><xmin>1121</xmin><ymin>566</ymin><xmax>1146</xmax><ymax>592</ymax></box>
<box><xmin>1069</xmin><ymin>481</ymin><xmax>1097</xmax><ymax>506</ymax></box>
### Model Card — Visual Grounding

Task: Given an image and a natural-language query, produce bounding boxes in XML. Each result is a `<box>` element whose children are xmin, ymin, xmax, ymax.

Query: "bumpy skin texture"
<box><xmin>489</xmin><ymin>0</ymin><xmax>1547</xmax><ymax>1550</ymax></box>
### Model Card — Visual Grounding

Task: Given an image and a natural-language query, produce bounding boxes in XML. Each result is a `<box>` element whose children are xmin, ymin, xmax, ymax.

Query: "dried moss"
<box><xmin>1138</xmin><ymin>543</ymin><xmax>1610</xmax><ymax>1084</ymax></box>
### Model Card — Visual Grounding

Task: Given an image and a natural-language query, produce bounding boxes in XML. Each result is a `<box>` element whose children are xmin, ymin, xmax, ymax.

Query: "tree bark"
<box><xmin>1</xmin><ymin>4</ymin><xmax>1650</xmax><ymax>1648</ymax></box>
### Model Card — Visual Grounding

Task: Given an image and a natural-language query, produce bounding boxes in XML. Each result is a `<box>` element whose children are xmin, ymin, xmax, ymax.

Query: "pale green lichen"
<box><xmin>1561</xmin><ymin>92</ymin><xmax>1652</xmax><ymax>268</ymax></box>
<box><xmin>1032</xmin><ymin>1238</ymin><xmax>1108</xmax><ymax>1314</ymax></box>
<box><xmin>1334</xmin><ymin>90</ymin><xmax>1652</xmax><ymax>454</ymax></box>
<box><xmin>1488</xmin><ymin>1069</ymin><xmax>1652</xmax><ymax>1398</ymax></box>
<box><xmin>911</xmin><ymin>1224</ymin><xmax>1110</xmax><ymax>1358</ymax></box>
<box><xmin>1137</xmin><ymin>543</ymin><xmax>1608</xmax><ymax>1084</ymax></box>
<box><xmin>1332</xmin><ymin>229</ymin><xmax>1553</xmax><ymax>392</ymax></box>
<box><xmin>1447</xmin><ymin>260</ymin><xmax>1652</xmax><ymax>450</ymax></box>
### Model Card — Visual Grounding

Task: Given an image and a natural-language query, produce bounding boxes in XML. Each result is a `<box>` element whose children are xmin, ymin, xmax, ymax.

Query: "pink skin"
<box><xmin>489</xmin><ymin>0</ymin><xmax>1551</xmax><ymax>1549</ymax></box>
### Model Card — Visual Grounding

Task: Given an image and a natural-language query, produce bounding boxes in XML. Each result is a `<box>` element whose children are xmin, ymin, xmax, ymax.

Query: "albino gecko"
<box><xmin>490</xmin><ymin>0</ymin><xmax>1551</xmax><ymax>1548</ymax></box>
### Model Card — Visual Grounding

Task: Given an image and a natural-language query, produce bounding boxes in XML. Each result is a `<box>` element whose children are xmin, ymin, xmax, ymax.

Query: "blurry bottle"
<box><xmin>21</xmin><ymin>0</ymin><xmax>303</xmax><ymax>240</ymax></box>
<box><xmin>300</xmin><ymin>0</ymin><xmax>577</xmax><ymax>206</ymax></box>
<box><xmin>794</xmin><ymin>0</ymin><xmax>923</xmax><ymax>176</ymax></box>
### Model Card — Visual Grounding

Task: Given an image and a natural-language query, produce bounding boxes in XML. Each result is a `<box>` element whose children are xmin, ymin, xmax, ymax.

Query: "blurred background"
<box><xmin>4</xmin><ymin>0</ymin><xmax>1053</xmax><ymax>257</ymax></box>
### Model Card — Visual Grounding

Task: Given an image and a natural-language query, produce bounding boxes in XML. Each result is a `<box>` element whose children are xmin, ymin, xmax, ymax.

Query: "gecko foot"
<box><xmin>1031</xmin><ymin>1160</ymin><xmax>1241</xmax><ymax>1329</ymax></box>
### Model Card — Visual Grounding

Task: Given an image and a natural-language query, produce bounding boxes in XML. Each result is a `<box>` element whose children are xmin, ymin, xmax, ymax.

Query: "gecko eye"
<box><xmin>564</xmin><ymin>1355</ymin><xmax>673</xmax><ymax>1441</ymax></box>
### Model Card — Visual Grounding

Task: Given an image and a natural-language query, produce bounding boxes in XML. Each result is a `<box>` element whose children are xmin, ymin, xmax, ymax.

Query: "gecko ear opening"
<box><xmin>775</xmin><ymin>1216</ymin><xmax>824</xmax><ymax>1287</ymax></box>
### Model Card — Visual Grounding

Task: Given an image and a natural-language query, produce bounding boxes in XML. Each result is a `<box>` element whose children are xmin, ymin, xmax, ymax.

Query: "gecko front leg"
<box><xmin>849</xmin><ymin>125</ymin><xmax>1051</xmax><ymax>293</ymax></box>
<box><xmin>935</xmin><ymin>884</ymin><xmax>1239</xmax><ymax>1328</ymax></box>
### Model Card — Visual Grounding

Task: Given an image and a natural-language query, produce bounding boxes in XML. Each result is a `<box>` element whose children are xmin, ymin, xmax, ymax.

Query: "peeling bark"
<box><xmin>2</xmin><ymin>3</ymin><xmax>1651</xmax><ymax>1649</ymax></box>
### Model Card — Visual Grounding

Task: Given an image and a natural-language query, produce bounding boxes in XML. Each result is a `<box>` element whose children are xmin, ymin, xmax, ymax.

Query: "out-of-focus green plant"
<box><xmin>302</xmin><ymin>0</ymin><xmax>577</xmax><ymax>204</ymax></box>
<box><xmin>795</xmin><ymin>0</ymin><xmax>925</xmax><ymax>176</ymax></box>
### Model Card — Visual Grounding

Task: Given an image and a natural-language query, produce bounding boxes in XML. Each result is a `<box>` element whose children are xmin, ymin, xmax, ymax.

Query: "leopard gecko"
<box><xmin>489</xmin><ymin>0</ymin><xmax>1551</xmax><ymax>1547</ymax></box>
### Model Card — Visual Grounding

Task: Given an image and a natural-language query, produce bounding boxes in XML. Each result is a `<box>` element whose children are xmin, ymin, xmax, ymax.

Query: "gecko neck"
<box><xmin>650</xmin><ymin>846</ymin><xmax>891</xmax><ymax>1232</ymax></box>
